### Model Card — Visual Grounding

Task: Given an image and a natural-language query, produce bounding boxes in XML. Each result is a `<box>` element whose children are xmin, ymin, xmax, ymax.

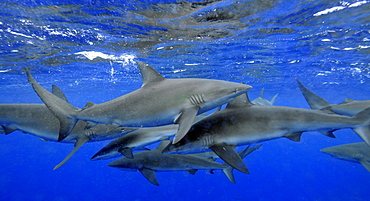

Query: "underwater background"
<box><xmin>0</xmin><ymin>0</ymin><xmax>369</xmax><ymax>200</ymax></box>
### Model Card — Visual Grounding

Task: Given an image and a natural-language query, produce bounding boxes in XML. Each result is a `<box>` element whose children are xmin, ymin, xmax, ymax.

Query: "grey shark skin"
<box><xmin>251</xmin><ymin>88</ymin><xmax>279</xmax><ymax>106</ymax></box>
<box><xmin>91</xmin><ymin>124</ymin><xmax>178</xmax><ymax>160</ymax></box>
<box><xmin>321</xmin><ymin>142</ymin><xmax>370</xmax><ymax>172</ymax></box>
<box><xmin>0</xmin><ymin>103</ymin><xmax>132</xmax><ymax>170</ymax></box>
<box><xmin>91</xmin><ymin>113</ymin><xmax>209</xmax><ymax>160</ymax></box>
<box><xmin>24</xmin><ymin>62</ymin><xmax>252</xmax><ymax>143</ymax></box>
<box><xmin>108</xmin><ymin>141</ymin><xmax>261</xmax><ymax>186</ymax></box>
<box><xmin>297</xmin><ymin>79</ymin><xmax>370</xmax><ymax>116</ymax></box>
<box><xmin>163</xmin><ymin>94</ymin><xmax>370</xmax><ymax>173</ymax></box>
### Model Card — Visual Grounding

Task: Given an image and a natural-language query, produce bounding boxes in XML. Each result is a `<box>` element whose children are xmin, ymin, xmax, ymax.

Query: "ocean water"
<box><xmin>0</xmin><ymin>0</ymin><xmax>369</xmax><ymax>200</ymax></box>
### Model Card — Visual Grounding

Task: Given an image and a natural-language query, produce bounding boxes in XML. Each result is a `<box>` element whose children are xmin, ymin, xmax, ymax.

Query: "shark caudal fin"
<box><xmin>351</xmin><ymin>107</ymin><xmax>370</xmax><ymax>146</ymax></box>
<box><xmin>296</xmin><ymin>78</ymin><xmax>330</xmax><ymax>110</ymax></box>
<box><xmin>23</xmin><ymin>68</ymin><xmax>79</xmax><ymax>142</ymax></box>
<box><xmin>222</xmin><ymin>144</ymin><xmax>262</xmax><ymax>183</ymax></box>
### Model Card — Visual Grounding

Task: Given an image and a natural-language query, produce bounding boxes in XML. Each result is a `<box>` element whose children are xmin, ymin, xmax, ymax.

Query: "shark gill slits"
<box><xmin>188</xmin><ymin>94</ymin><xmax>205</xmax><ymax>106</ymax></box>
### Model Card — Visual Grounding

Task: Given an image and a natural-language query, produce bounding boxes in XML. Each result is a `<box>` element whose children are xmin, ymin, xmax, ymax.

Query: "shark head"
<box><xmin>197</xmin><ymin>81</ymin><xmax>252</xmax><ymax>111</ymax></box>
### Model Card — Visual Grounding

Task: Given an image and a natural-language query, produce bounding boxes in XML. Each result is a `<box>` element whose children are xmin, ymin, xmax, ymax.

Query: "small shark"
<box><xmin>251</xmin><ymin>88</ymin><xmax>279</xmax><ymax>106</ymax></box>
<box><xmin>108</xmin><ymin>141</ymin><xmax>261</xmax><ymax>186</ymax></box>
<box><xmin>321</xmin><ymin>142</ymin><xmax>370</xmax><ymax>172</ymax></box>
<box><xmin>163</xmin><ymin>93</ymin><xmax>370</xmax><ymax>174</ymax></box>
<box><xmin>0</xmin><ymin>85</ymin><xmax>133</xmax><ymax>170</ymax></box>
<box><xmin>24</xmin><ymin>61</ymin><xmax>252</xmax><ymax>144</ymax></box>
<box><xmin>297</xmin><ymin>79</ymin><xmax>370</xmax><ymax>116</ymax></box>
<box><xmin>91</xmin><ymin>113</ymin><xmax>209</xmax><ymax>160</ymax></box>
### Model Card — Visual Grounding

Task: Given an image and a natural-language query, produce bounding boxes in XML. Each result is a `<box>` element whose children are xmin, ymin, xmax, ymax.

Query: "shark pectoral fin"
<box><xmin>319</xmin><ymin>130</ymin><xmax>336</xmax><ymax>138</ymax></box>
<box><xmin>222</xmin><ymin>166</ymin><xmax>236</xmax><ymax>184</ymax></box>
<box><xmin>139</xmin><ymin>168</ymin><xmax>159</xmax><ymax>186</ymax></box>
<box><xmin>173</xmin><ymin>106</ymin><xmax>199</xmax><ymax>144</ymax></box>
<box><xmin>53</xmin><ymin>137</ymin><xmax>89</xmax><ymax>170</ymax></box>
<box><xmin>118</xmin><ymin>147</ymin><xmax>134</xmax><ymax>159</ymax></box>
<box><xmin>352</xmin><ymin>108</ymin><xmax>370</xmax><ymax>146</ymax></box>
<box><xmin>187</xmin><ymin>169</ymin><xmax>198</xmax><ymax>175</ymax></box>
<box><xmin>210</xmin><ymin>144</ymin><xmax>249</xmax><ymax>174</ymax></box>
<box><xmin>359</xmin><ymin>159</ymin><xmax>370</xmax><ymax>172</ymax></box>
<box><xmin>284</xmin><ymin>132</ymin><xmax>303</xmax><ymax>142</ymax></box>
<box><xmin>1</xmin><ymin>125</ymin><xmax>17</xmax><ymax>135</ymax></box>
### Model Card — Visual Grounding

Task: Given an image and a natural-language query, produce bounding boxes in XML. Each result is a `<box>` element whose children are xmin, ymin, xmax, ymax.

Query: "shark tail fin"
<box><xmin>221</xmin><ymin>144</ymin><xmax>262</xmax><ymax>183</ymax></box>
<box><xmin>23</xmin><ymin>68</ymin><xmax>79</xmax><ymax>142</ymax></box>
<box><xmin>296</xmin><ymin>78</ymin><xmax>330</xmax><ymax>110</ymax></box>
<box><xmin>351</xmin><ymin>107</ymin><xmax>370</xmax><ymax>146</ymax></box>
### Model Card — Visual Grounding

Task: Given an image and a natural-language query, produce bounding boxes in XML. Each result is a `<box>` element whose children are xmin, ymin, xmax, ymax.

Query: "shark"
<box><xmin>90</xmin><ymin>113</ymin><xmax>210</xmax><ymax>161</ymax></box>
<box><xmin>251</xmin><ymin>88</ymin><xmax>279</xmax><ymax>106</ymax></box>
<box><xmin>24</xmin><ymin>61</ymin><xmax>252</xmax><ymax>144</ymax></box>
<box><xmin>108</xmin><ymin>141</ymin><xmax>261</xmax><ymax>186</ymax></box>
<box><xmin>163</xmin><ymin>93</ymin><xmax>370</xmax><ymax>174</ymax></box>
<box><xmin>297</xmin><ymin>79</ymin><xmax>370</xmax><ymax>116</ymax></box>
<box><xmin>0</xmin><ymin>85</ymin><xmax>133</xmax><ymax>170</ymax></box>
<box><xmin>320</xmin><ymin>142</ymin><xmax>370</xmax><ymax>172</ymax></box>
<box><xmin>91</xmin><ymin>88</ymin><xmax>278</xmax><ymax>161</ymax></box>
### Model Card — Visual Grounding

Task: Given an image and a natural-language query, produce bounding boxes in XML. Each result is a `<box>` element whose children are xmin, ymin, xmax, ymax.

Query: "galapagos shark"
<box><xmin>321</xmin><ymin>142</ymin><xmax>370</xmax><ymax>172</ymax></box>
<box><xmin>297</xmin><ymin>79</ymin><xmax>370</xmax><ymax>116</ymax></box>
<box><xmin>91</xmin><ymin>88</ymin><xmax>279</xmax><ymax>161</ymax></box>
<box><xmin>108</xmin><ymin>141</ymin><xmax>261</xmax><ymax>186</ymax></box>
<box><xmin>251</xmin><ymin>88</ymin><xmax>279</xmax><ymax>106</ymax></box>
<box><xmin>0</xmin><ymin>85</ymin><xmax>133</xmax><ymax>170</ymax></box>
<box><xmin>91</xmin><ymin>113</ymin><xmax>210</xmax><ymax>160</ymax></box>
<box><xmin>24</xmin><ymin>61</ymin><xmax>252</xmax><ymax>144</ymax></box>
<box><xmin>163</xmin><ymin>93</ymin><xmax>370</xmax><ymax>174</ymax></box>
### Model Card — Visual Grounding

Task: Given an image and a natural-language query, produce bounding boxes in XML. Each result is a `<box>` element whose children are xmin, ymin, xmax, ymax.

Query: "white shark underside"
<box><xmin>321</xmin><ymin>142</ymin><xmax>370</xmax><ymax>172</ymax></box>
<box><xmin>108</xmin><ymin>141</ymin><xmax>261</xmax><ymax>186</ymax></box>
<box><xmin>164</xmin><ymin>94</ymin><xmax>370</xmax><ymax>173</ymax></box>
<box><xmin>297</xmin><ymin>79</ymin><xmax>370</xmax><ymax>116</ymax></box>
<box><xmin>24</xmin><ymin>61</ymin><xmax>252</xmax><ymax>144</ymax></box>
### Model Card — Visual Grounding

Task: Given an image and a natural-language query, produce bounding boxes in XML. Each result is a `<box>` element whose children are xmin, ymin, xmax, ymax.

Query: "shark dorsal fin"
<box><xmin>226</xmin><ymin>93</ymin><xmax>253</xmax><ymax>109</ymax></box>
<box><xmin>154</xmin><ymin>140</ymin><xmax>172</xmax><ymax>152</ymax></box>
<box><xmin>341</xmin><ymin>98</ymin><xmax>355</xmax><ymax>104</ymax></box>
<box><xmin>136</xmin><ymin>61</ymin><xmax>165</xmax><ymax>88</ymax></box>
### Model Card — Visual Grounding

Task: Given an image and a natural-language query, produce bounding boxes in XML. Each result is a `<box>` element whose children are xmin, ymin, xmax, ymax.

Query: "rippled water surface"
<box><xmin>1</xmin><ymin>0</ymin><xmax>369</xmax><ymax>200</ymax></box>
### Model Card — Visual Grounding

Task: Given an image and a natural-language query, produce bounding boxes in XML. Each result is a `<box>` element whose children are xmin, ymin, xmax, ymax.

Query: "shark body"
<box><xmin>108</xmin><ymin>141</ymin><xmax>261</xmax><ymax>186</ymax></box>
<box><xmin>163</xmin><ymin>94</ymin><xmax>370</xmax><ymax>173</ymax></box>
<box><xmin>321</xmin><ymin>142</ymin><xmax>370</xmax><ymax>172</ymax></box>
<box><xmin>297</xmin><ymin>79</ymin><xmax>370</xmax><ymax>116</ymax></box>
<box><xmin>0</xmin><ymin>85</ymin><xmax>133</xmax><ymax>169</ymax></box>
<box><xmin>25</xmin><ymin>62</ymin><xmax>252</xmax><ymax>144</ymax></box>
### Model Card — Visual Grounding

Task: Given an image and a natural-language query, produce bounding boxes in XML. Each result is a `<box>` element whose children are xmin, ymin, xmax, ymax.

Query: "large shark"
<box><xmin>297</xmin><ymin>79</ymin><xmax>370</xmax><ymax>116</ymax></box>
<box><xmin>24</xmin><ymin>61</ymin><xmax>252</xmax><ymax>144</ymax></box>
<box><xmin>163</xmin><ymin>93</ymin><xmax>370</xmax><ymax>173</ymax></box>
<box><xmin>321</xmin><ymin>142</ymin><xmax>370</xmax><ymax>172</ymax></box>
<box><xmin>108</xmin><ymin>141</ymin><xmax>261</xmax><ymax>186</ymax></box>
<box><xmin>91</xmin><ymin>89</ymin><xmax>278</xmax><ymax>161</ymax></box>
<box><xmin>0</xmin><ymin>85</ymin><xmax>133</xmax><ymax>170</ymax></box>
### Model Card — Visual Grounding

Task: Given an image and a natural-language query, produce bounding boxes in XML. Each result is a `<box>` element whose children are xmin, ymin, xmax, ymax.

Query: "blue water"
<box><xmin>1</xmin><ymin>0</ymin><xmax>369</xmax><ymax>200</ymax></box>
